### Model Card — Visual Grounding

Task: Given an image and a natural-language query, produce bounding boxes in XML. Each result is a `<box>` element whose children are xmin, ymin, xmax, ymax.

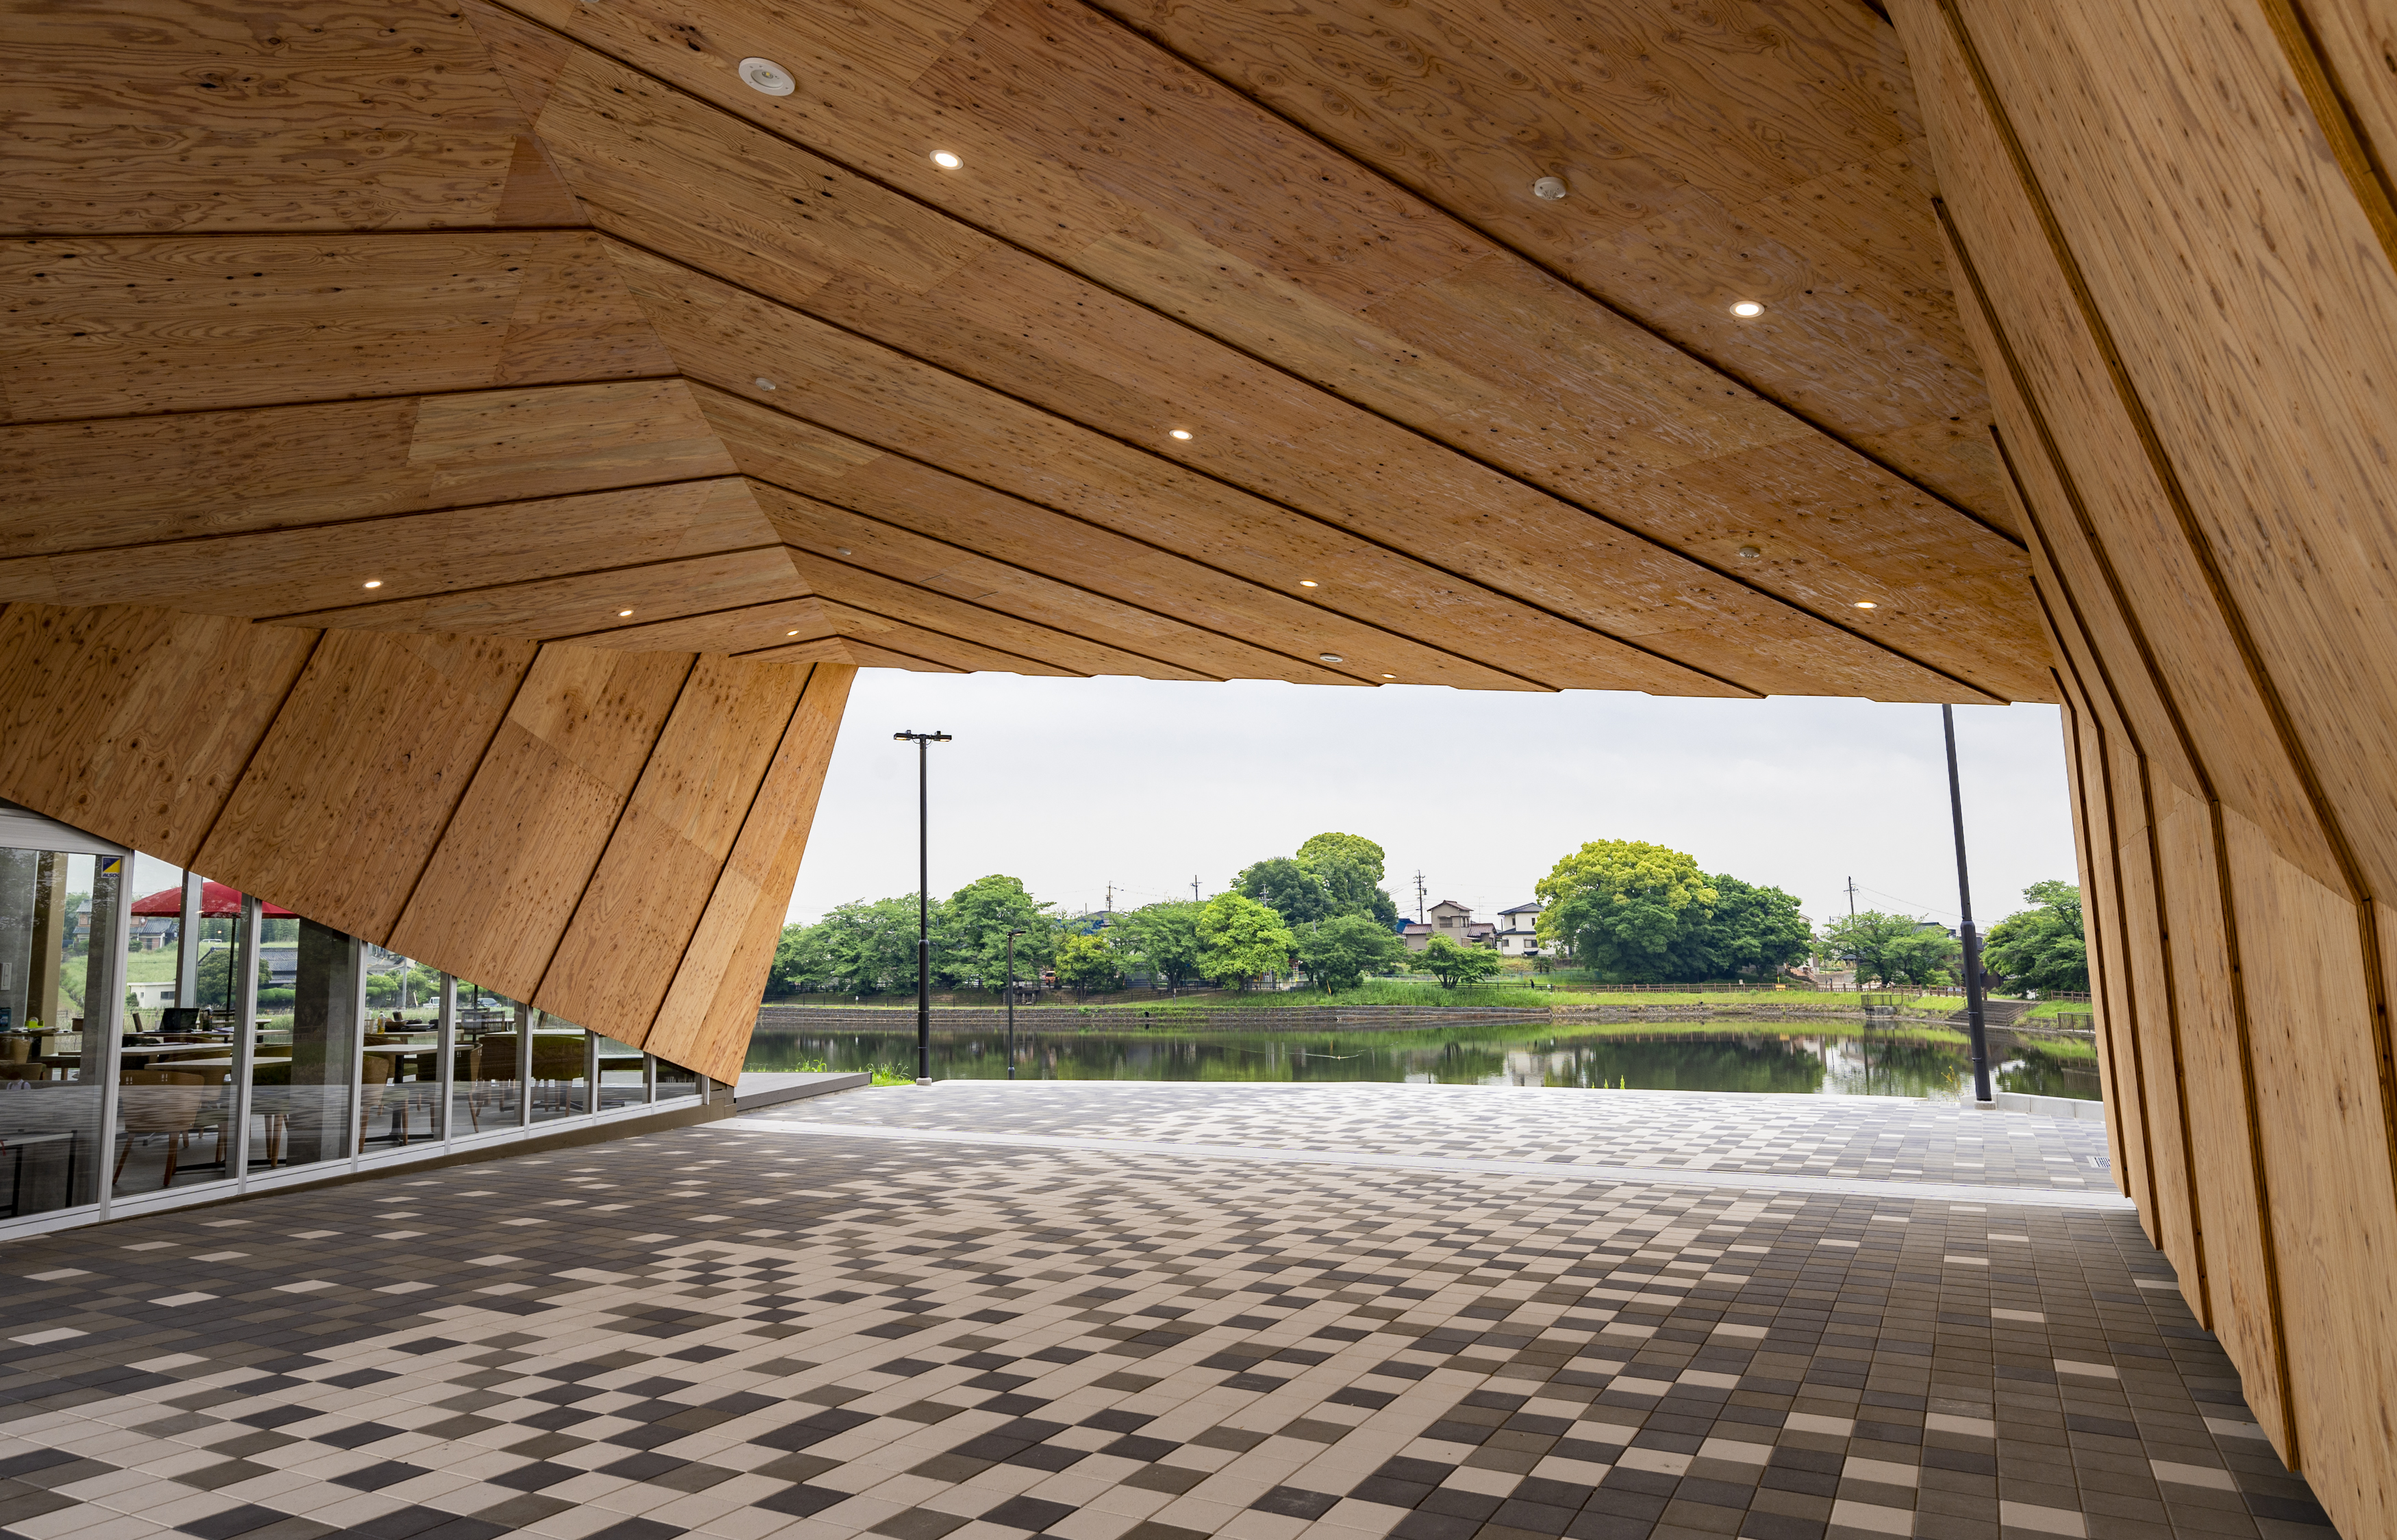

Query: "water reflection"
<box><xmin>746</xmin><ymin>1025</ymin><xmax>2100</xmax><ymax>1102</ymax></box>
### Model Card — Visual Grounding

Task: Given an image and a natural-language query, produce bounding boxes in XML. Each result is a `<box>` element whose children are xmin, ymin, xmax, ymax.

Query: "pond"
<box><xmin>743</xmin><ymin>1022</ymin><xmax>2102</xmax><ymax>1101</ymax></box>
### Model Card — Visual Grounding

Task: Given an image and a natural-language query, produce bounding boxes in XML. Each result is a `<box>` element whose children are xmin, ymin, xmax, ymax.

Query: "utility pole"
<box><xmin>1414</xmin><ymin>870</ymin><xmax>1427</xmax><ymax>922</ymax></box>
<box><xmin>1191</xmin><ymin>876</ymin><xmax>1200</xmax><ymax>902</ymax></box>
<box><xmin>1846</xmin><ymin>876</ymin><xmax>1857</xmax><ymax>919</ymax></box>
<box><xmin>1105</xmin><ymin>883</ymin><xmax>1114</xmax><ymax>922</ymax></box>
<box><xmin>892</xmin><ymin>729</ymin><xmax>952</xmax><ymax>1086</ymax></box>
<box><xmin>1942</xmin><ymin>706</ymin><xmax>1993</xmax><ymax>1104</ymax></box>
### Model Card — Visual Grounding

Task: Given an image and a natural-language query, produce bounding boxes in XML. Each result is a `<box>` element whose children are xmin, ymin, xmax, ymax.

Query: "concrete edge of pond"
<box><xmin>1978</xmin><ymin>1088</ymin><xmax>2109</xmax><ymax>1124</ymax></box>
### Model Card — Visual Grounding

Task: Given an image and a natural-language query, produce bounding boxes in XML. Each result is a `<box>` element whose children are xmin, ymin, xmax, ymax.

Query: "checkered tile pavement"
<box><xmin>0</xmin><ymin>1084</ymin><xmax>2329</xmax><ymax>1540</ymax></box>
<box><xmin>753</xmin><ymin>1084</ymin><xmax>2113</xmax><ymax>1192</ymax></box>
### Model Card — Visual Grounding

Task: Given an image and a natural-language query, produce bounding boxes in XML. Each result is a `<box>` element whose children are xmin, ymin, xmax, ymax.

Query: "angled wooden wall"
<box><xmin>0</xmin><ymin>601</ymin><xmax>851</xmax><ymax>1081</ymax></box>
<box><xmin>1891</xmin><ymin>1</ymin><xmax>2397</xmax><ymax>1529</ymax></box>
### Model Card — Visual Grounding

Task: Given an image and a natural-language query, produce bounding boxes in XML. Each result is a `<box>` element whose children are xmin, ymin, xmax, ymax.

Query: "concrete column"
<box><xmin>175</xmin><ymin>871</ymin><xmax>201</xmax><ymax>1011</ymax></box>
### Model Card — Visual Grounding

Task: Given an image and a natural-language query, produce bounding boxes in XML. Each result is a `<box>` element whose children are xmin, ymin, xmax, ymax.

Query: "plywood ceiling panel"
<box><xmin>0</xmin><ymin>0</ymin><xmax>2055</xmax><ymax>703</ymax></box>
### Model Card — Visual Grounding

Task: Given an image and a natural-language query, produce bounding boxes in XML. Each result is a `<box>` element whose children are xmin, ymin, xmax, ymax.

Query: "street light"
<box><xmin>894</xmin><ymin>729</ymin><xmax>953</xmax><ymax>1085</ymax></box>
<box><xmin>1005</xmin><ymin>927</ymin><xmax>1024</xmax><ymax>1081</ymax></box>
<box><xmin>1942</xmin><ymin>705</ymin><xmax>1993</xmax><ymax>1104</ymax></box>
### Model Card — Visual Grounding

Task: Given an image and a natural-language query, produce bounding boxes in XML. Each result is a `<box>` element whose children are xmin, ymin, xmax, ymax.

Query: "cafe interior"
<box><xmin>0</xmin><ymin>799</ymin><xmax>707</xmax><ymax>1232</ymax></box>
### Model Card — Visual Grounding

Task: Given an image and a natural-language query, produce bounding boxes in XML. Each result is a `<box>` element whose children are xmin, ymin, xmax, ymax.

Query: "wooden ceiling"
<box><xmin>0</xmin><ymin>0</ymin><xmax>2053</xmax><ymax>701</ymax></box>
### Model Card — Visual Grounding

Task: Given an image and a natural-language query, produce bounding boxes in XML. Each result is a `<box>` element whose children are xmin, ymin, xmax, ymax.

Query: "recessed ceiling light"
<box><xmin>362</xmin><ymin>579</ymin><xmax>382</xmax><ymax>589</ymax></box>
<box><xmin>1731</xmin><ymin>301</ymin><xmax>1764</xmax><ymax>317</ymax></box>
<box><xmin>1853</xmin><ymin>601</ymin><xmax>1877</xmax><ymax>609</ymax></box>
<box><xmin>1320</xmin><ymin>653</ymin><xmax>1345</xmax><ymax>663</ymax></box>
<box><xmin>1298</xmin><ymin>579</ymin><xmax>1318</xmax><ymax>588</ymax></box>
<box><xmin>1532</xmin><ymin>176</ymin><xmax>1568</xmax><ymax>201</ymax></box>
<box><xmin>739</xmin><ymin>58</ymin><xmax>795</xmax><ymax>96</ymax></box>
<box><xmin>753</xmin><ymin>377</ymin><xmax>777</xmax><ymax>390</ymax></box>
<box><xmin>1168</xmin><ymin>428</ymin><xmax>1192</xmax><ymax>440</ymax></box>
<box><xmin>931</xmin><ymin>150</ymin><xmax>962</xmax><ymax>170</ymax></box>
<box><xmin>1381</xmin><ymin>673</ymin><xmax>1396</xmax><ymax>679</ymax></box>
<box><xmin>618</xmin><ymin>609</ymin><xmax>635</xmax><ymax>617</ymax></box>
<box><xmin>1737</xmin><ymin>545</ymin><xmax>1760</xmax><ymax>558</ymax></box>
<box><xmin>788</xmin><ymin>629</ymin><xmax>801</xmax><ymax>637</ymax></box>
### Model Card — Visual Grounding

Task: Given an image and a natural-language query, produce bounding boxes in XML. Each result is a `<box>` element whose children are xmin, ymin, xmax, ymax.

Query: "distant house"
<box><xmin>1493</xmin><ymin>900</ymin><xmax>1544</xmax><ymax>957</ymax></box>
<box><xmin>1407</xmin><ymin>900</ymin><xmax>1495</xmax><ymax>951</ymax></box>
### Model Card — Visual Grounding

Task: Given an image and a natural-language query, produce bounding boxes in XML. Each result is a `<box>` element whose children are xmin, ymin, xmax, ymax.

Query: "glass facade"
<box><xmin>0</xmin><ymin>802</ymin><xmax>710</xmax><ymax>1235</ymax></box>
<box><xmin>0</xmin><ymin>837</ymin><xmax>121</xmax><ymax>1217</ymax></box>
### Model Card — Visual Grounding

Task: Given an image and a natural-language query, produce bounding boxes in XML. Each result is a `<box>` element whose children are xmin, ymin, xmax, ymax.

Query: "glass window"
<box><xmin>0</xmin><ymin>846</ymin><xmax>110</xmax><ymax>1215</ymax></box>
<box><xmin>529</xmin><ymin>1012</ymin><xmax>588</xmax><ymax>1124</ymax></box>
<box><xmin>453</xmin><ymin>984</ymin><xmax>528</xmax><ymax>1135</ymax></box>
<box><xmin>595</xmin><ymin>1032</ymin><xmax>645</xmax><ymax>1111</ymax></box>
<box><xmin>655</xmin><ymin>1057</ymin><xmax>701</xmax><ymax>1101</ymax></box>
<box><xmin>359</xmin><ymin>946</ymin><xmax>442</xmax><ymax>1151</ymax></box>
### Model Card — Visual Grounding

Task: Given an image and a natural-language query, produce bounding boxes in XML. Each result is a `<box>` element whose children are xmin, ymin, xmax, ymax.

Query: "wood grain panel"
<box><xmin>1899</xmin><ymin>8</ymin><xmax>2339</xmax><ymax>885</ymax></box>
<box><xmin>757</xmin><ymin>484</ymin><xmax>1233</xmax><ymax>681</ymax></box>
<box><xmin>0</xmin><ymin>381</ymin><xmax>739</xmax><ymax>559</ymax></box>
<box><xmin>614</xmin><ymin>244</ymin><xmax>1770</xmax><ymax>697</ymax></box>
<box><xmin>195</xmin><ymin>629</ymin><xmax>539</xmax><ymax>942</ymax></box>
<box><xmin>647</xmin><ymin>662</ymin><xmax>853</xmax><ymax>1077</ymax></box>
<box><xmin>0</xmin><ymin>477</ymin><xmax>773</xmax><ymax>620</ymax></box>
<box><xmin>1094</xmin><ymin>0</ymin><xmax>1996</xmax><ymax>500</ymax></box>
<box><xmin>0</xmin><ymin>232</ymin><xmax>673</xmax><ymax>422</ymax></box>
<box><xmin>0</xmin><ymin>603</ymin><xmax>317</xmax><ymax>864</ymax></box>
<box><xmin>833</xmin><ymin>638</ymin><xmax>964</xmax><ymax>673</ymax></box>
<box><xmin>492</xmin><ymin>33</ymin><xmax>2041</xmax><ymax>699</ymax></box>
<box><xmin>533</xmin><ymin>655</ymin><xmax>800</xmax><ymax>1039</ymax></box>
<box><xmin>717</xmin><ymin>415</ymin><xmax>1362</xmax><ymax>687</ymax></box>
<box><xmin>567</xmin><ymin>596</ymin><xmax>838</xmax><ymax>656</ymax></box>
<box><xmin>2150</xmin><ymin>783</ymin><xmax>2287</xmax><ymax>1454</ymax></box>
<box><xmin>488</xmin><ymin>0</ymin><xmax>2042</xmax><ymax>701</ymax></box>
<box><xmin>783</xmin><ymin>549</ymin><xmax>1213</xmax><ymax>682</ymax></box>
<box><xmin>386</xmin><ymin>645</ymin><xmax>692</xmax><ymax>1000</ymax></box>
<box><xmin>1955</xmin><ymin>0</ymin><xmax>2397</xmax><ymax>903</ymax></box>
<box><xmin>2229</xmin><ymin>807</ymin><xmax>2397</xmax><ymax>1532</ymax></box>
<box><xmin>0</xmin><ymin>0</ymin><xmax>547</xmax><ymax>232</ymax></box>
<box><xmin>807</xmin><ymin>596</ymin><xmax>1078</xmax><ymax>679</ymax></box>
<box><xmin>2059</xmin><ymin>700</ymin><xmax>2148</xmax><ymax>1224</ymax></box>
<box><xmin>281</xmin><ymin>544</ymin><xmax>804</xmax><ymax>641</ymax></box>
<box><xmin>2114</xmin><ymin>766</ymin><xmax>2200</xmax><ymax>1281</ymax></box>
<box><xmin>738</xmin><ymin>635</ymin><xmax>858</xmax><ymax>668</ymax></box>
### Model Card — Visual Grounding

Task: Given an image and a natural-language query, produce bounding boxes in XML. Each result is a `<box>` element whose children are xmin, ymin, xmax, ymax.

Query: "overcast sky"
<box><xmin>789</xmin><ymin>670</ymin><xmax>2079</xmax><ymax>935</ymax></box>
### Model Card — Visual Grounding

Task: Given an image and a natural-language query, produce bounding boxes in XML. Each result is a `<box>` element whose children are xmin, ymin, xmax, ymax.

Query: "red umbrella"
<box><xmin>130</xmin><ymin>881</ymin><xmax>296</xmax><ymax>919</ymax></box>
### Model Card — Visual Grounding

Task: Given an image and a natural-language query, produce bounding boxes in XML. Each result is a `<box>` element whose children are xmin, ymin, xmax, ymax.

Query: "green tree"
<box><xmin>1418</xmin><ymin>933</ymin><xmax>1504</xmax><ymax>988</ymax></box>
<box><xmin>1537</xmin><ymin>840</ymin><xmax>1717</xmax><ymax>981</ymax></box>
<box><xmin>787</xmin><ymin>897</ymin><xmax>927</xmax><ymax>995</ymax></box>
<box><xmin>1294</xmin><ymin>913</ymin><xmax>1406</xmax><ymax>991</ymax></box>
<box><xmin>1054</xmin><ymin>932</ymin><xmax>1127</xmax><ymax>998</ymax></box>
<box><xmin>1821</xmin><ymin>910</ymin><xmax>1961</xmax><ymax>987</ymax></box>
<box><xmin>193</xmin><ymin>942</ymin><xmax>271</xmax><ymax>1007</ymax></box>
<box><xmin>1196</xmin><ymin>893</ymin><xmax>1296</xmax><ymax>989</ymax></box>
<box><xmin>1119</xmin><ymin>901</ymin><xmax>1205</xmax><ymax>993</ymax></box>
<box><xmin>1670</xmin><ymin>874</ymin><xmax>1813</xmax><ymax>980</ymax></box>
<box><xmin>937</xmin><ymin>874</ymin><xmax>1056</xmax><ymax>988</ymax></box>
<box><xmin>1296</xmin><ymin>833</ymin><xmax>1398</xmax><ymax>924</ymax></box>
<box><xmin>1981</xmin><ymin>881</ymin><xmax>2088</xmax><ymax>992</ymax></box>
<box><xmin>1233</xmin><ymin>857</ymin><xmax>1332</xmax><ymax>926</ymax></box>
<box><xmin>1297</xmin><ymin>832</ymin><xmax>1384</xmax><ymax>882</ymax></box>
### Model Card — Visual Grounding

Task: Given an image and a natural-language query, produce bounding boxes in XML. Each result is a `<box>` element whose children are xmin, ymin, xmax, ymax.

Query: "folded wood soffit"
<box><xmin>0</xmin><ymin>0</ymin><xmax>2052</xmax><ymax>702</ymax></box>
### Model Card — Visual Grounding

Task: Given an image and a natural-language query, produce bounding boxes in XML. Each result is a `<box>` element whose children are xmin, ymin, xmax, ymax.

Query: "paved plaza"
<box><xmin>0</xmin><ymin>1083</ymin><xmax>2335</xmax><ymax>1540</ymax></box>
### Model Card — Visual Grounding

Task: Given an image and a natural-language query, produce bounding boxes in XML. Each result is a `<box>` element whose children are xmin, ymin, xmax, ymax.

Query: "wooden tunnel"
<box><xmin>5</xmin><ymin>0</ymin><xmax>2397</xmax><ymax>1520</ymax></box>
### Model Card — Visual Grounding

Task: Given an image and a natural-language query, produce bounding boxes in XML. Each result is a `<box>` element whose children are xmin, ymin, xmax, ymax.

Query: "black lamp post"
<box><xmin>1942</xmin><ymin>705</ymin><xmax>1994</xmax><ymax>1103</ymax></box>
<box><xmin>1005</xmin><ymin>926</ymin><xmax>1023</xmax><ymax>1081</ymax></box>
<box><xmin>893</xmin><ymin>729</ymin><xmax>951</xmax><ymax>1085</ymax></box>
